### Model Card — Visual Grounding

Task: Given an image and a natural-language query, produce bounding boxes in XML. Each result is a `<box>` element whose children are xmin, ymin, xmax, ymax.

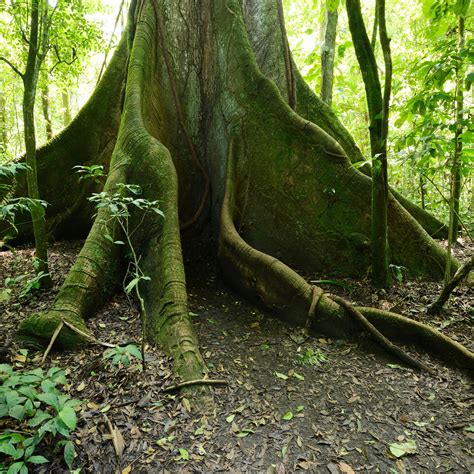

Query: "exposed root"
<box><xmin>220</xmin><ymin>135</ymin><xmax>474</xmax><ymax>371</ymax></box>
<box><xmin>428</xmin><ymin>255</ymin><xmax>473</xmax><ymax>315</ymax></box>
<box><xmin>163</xmin><ymin>379</ymin><xmax>227</xmax><ymax>393</ymax></box>
<box><xmin>332</xmin><ymin>296</ymin><xmax>435</xmax><ymax>374</ymax></box>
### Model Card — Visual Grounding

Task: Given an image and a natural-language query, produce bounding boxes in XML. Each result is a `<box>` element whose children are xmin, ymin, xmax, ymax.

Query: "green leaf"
<box><xmin>125</xmin><ymin>277</ymin><xmax>140</xmax><ymax>294</ymax></box>
<box><xmin>7</xmin><ymin>462</ymin><xmax>26</xmax><ymax>474</ymax></box>
<box><xmin>465</xmin><ymin>425</ymin><xmax>474</xmax><ymax>433</ymax></box>
<box><xmin>282</xmin><ymin>411</ymin><xmax>293</xmax><ymax>421</ymax></box>
<box><xmin>274</xmin><ymin>372</ymin><xmax>289</xmax><ymax>380</ymax></box>
<box><xmin>36</xmin><ymin>392</ymin><xmax>59</xmax><ymax>410</ymax></box>
<box><xmin>28</xmin><ymin>409</ymin><xmax>52</xmax><ymax>427</ymax></box>
<box><xmin>59</xmin><ymin>406</ymin><xmax>77</xmax><ymax>430</ymax></box>
<box><xmin>0</xmin><ymin>364</ymin><xmax>13</xmax><ymax>375</ymax></box>
<box><xmin>27</xmin><ymin>455</ymin><xmax>49</xmax><ymax>465</ymax></box>
<box><xmin>125</xmin><ymin>344</ymin><xmax>143</xmax><ymax>360</ymax></box>
<box><xmin>226</xmin><ymin>414</ymin><xmax>235</xmax><ymax>423</ymax></box>
<box><xmin>9</xmin><ymin>404</ymin><xmax>26</xmax><ymax>421</ymax></box>
<box><xmin>0</xmin><ymin>443</ymin><xmax>18</xmax><ymax>457</ymax></box>
<box><xmin>389</xmin><ymin>440</ymin><xmax>417</xmax><ymax>458</ymax></box>
<box><xmin>291</xmin><ymin>371</ymin><xmax>305</xmax><ymax>381</ymax></box>
<box><xmin>63</xmin><ymin>441</ymin><xmax>76</xmax><ymax>469</ymax></box>
<box><xmin>178</xmin><ymin>448</ymin><xmax>189</xmax><ymax>461</ymax></box>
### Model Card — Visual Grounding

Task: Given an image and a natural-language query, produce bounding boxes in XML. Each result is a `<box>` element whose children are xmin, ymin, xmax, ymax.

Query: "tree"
<box><xmin>2</xmin><ymin>0</ymin><xmax>472</xmax><ymax>384</ymax></box>
<box><xmin>320</xmin><ymin>0</ymin><xmax>339</xmax><ymax>105</ymax></box>
<box><xmin>346</xmin><ymin>0</ymin><xmax>392</xmax><ymax>288</ymax></box>
<box><xmin>1</xmin><ymin>0</ymin><xmax>55</xmax><ymax>287</ymax></box>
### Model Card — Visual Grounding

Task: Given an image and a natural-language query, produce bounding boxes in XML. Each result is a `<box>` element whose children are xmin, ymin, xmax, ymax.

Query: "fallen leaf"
<box><xmin>389</xmin><ymin>439</ymin><xmax>417</xmax><ymax>458</ymax></box>
<box><xmin>339</xmin><ymin>462</ymin><xmax>355</xmax><ymax>474</ymax></box>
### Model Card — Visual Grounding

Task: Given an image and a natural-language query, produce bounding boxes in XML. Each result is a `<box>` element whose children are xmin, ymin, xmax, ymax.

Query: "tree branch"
<box><xmin>0</xmin><ymin>56</ymin><xmax>24</xmax><ymax>79</ymax></box>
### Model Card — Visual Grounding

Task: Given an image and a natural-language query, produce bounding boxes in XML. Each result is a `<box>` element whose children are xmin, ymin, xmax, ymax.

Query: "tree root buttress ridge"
<box><xmin>219</xmin><ymin>135</ymin><xmax>474</xmax><ymax>371</ymax></box>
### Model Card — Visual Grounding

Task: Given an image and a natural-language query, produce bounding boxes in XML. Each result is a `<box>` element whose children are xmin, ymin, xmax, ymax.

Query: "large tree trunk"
<box><xmin>4</xmin><ymin>0</ymin><xmax>471</xmax><ymax>381</ymax></box>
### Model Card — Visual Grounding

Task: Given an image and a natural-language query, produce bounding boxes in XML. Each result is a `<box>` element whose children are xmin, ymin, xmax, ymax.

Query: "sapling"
<box><xmin>86</xmin><ymin>181</ymin><xmax>164</xmax><ymax>372</ymax></box>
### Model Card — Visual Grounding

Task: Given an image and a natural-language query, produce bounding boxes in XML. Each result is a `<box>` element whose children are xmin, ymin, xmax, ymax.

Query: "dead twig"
<box><xmin>61</xmin><ymin>319</ymin><xmax>116</xmax><ymax>348</ymax></box>
<box><xmin>41</xmin><ymin>321</ymin><xmax>64</xmax><ymax>364</ymax></box>
<box><xmin>332</xmin><ymin>296</ymin><xmax>436</xmax><ymax>374</ymax></box>
<box><xmin>163</xmin><ymin>379</ymin><xmax>227</xmax><ymax>393</ymax></box>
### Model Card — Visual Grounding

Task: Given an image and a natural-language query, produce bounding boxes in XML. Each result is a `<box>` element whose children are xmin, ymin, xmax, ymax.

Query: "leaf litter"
<box><xmin>0</xmin><ymin>236</ymin><xmax>472</xmax><ymax>472</ymax></box>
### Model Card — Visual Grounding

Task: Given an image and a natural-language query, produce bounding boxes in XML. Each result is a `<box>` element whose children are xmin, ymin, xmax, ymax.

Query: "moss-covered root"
<box><xmin>219</xmin><ymin>139</ymin><xmax>474</xmax><ymax>371</ymax></box>
<box><xmin>359</xmin><ymin>307</ymin><xmax>474</xmax><ymax>369</ymax></box>
<box><xmin>17</xmin><ymin>168</ymin><xmax>126</xmax><ymax>349</ymax></box>
<box><xmin>121</xmin><ymin>0</ymin><xmax>208</xmax><ymax>387</ymax></box>
<box><xmin>127</xmin><ymin>135</ymin><xmax>209</xmax><ymax>386</ymax></box>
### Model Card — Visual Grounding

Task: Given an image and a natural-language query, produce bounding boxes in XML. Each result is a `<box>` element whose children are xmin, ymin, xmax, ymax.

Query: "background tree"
<box><xmin>320</xmin><ymin>0</ymin><xmax>339</xmax><ymax>105</ymax></box>
<box><xmin>346</xmin><ymin>0</ymin><xmax>393</xmax><ymax>287</ymax></box>
<box><xmin>1</xmin><ymin>0</ymin><xmax>56</xmax><ymax>286</ymax></box>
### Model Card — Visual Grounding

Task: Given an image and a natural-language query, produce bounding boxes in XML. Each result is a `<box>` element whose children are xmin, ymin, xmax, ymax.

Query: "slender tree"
<box><xmin>0</xmin><ymin>0</ymin><xmax>55</xmax><ymax>286</ymax></box>
<box><xmin>346</xmin><ymin>0</ymin><xmax>391</xmax><ymax>288</ymax></box>
<box><xmin>445</xmin><ymin>9</ymin><xmax>467</xmax><ymax>283</ymax></box>
<box><xmin>41</xmin><ymin>82</ymin><xmax>54</xmax><ymax>141</ymax></box>
<box><xmin>320</xmin><ymin>0</ymin><xmax>339</xmax><ymax>106</ymax></box>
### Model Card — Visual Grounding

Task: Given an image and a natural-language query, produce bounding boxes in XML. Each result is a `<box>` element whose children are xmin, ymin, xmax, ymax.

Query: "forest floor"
<box><xmin>0</xmin><ymin>235</ymin><xmax>473</xmax><ymax>473</ymax></box>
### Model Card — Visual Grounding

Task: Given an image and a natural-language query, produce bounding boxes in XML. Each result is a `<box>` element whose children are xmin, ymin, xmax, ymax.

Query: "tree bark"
<box><xmin>22</xmin><ymin>0</ymin><xmax>52</xmax><ymax>286</ymax></box>
<box><xmin>450</xmin><ymin>14</ymin><xmax>465</xmax><ymax>244</ymax></box>
<box><xmin>320</xmin><ymin>1</ymin><xmax>338</xmax><ymax>106</ymax></box>
<box><xmin>62</xmin><ymin>91</ymin><xmax>72</xmax><ymax>126</ymax></box>
<box><xmin>3</xmin><ymin>0</ymin><xmax>469</xmax><ymax>382</ymax></box>
<box><xmin>41</xmin><ymin>83</ymin><xmax>54</xmax><ymax>141</ymax></box>
<box><xmin>0</xmin><ymin>91</ymin><xmax>7</xmax><ymax>152</ymax></box>
<box><xmin>346</xmin><ymin>0</ymin><xmax>389</xmax><ymax>288</ymax></box>
<box><xmin>429</xmin><ymin>255</ymin><xmax>473</xmax><ymax>315</ymax></box>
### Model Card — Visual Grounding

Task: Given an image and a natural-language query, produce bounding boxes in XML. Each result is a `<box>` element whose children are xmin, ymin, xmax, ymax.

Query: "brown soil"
<box><xmin>0</xmin><ymin>235</ymin><xmax>473</xmax><ymax>473</ymax></box>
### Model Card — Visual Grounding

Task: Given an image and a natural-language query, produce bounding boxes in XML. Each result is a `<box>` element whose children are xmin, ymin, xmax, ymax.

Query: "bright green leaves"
<box><xmin>0</xmin><ymin>364</ymin><xmax>80</xmax><ymax>472</ymax></box>
<box><xmin>103</xmin><ymin>344</ymin><xmax>143</xmax><ymax>368</ymax></box>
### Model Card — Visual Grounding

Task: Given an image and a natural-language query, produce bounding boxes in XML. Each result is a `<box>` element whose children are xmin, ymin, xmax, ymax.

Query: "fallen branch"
<box><xmin>332</xmin><ymin>296</ymin><xmax>436</xmax><ymax>374</ymax></box>
<box><xmin>41</xmin><ymin>321</ymin><xmax>64</xmax><ymax>364</ymax></box>
<box><xmin>163</xmin><ymin>379</ymin><xmax>227</xmax><ymax>393</ymax></box>
<box><xmin>428</xmin><ymin>255</ymin><xmax>473</xmax><ymax>315</ymax></box>
<box><xmin>61</xmin><ymin>320</ymin><xmax>116</xmax><ymax>348</ymax></box>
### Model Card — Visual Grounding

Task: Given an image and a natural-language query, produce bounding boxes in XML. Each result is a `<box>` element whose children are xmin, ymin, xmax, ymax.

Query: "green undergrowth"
<box><xmin>0</xmin><ymin>364</ymin><xmax>80</xmax><ymax>473</ymax></box>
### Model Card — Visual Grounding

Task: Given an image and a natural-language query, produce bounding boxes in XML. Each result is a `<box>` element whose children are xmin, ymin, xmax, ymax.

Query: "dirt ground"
<box><xmin>0</xmin><ymin>235</ymin><xmax>473</xmax><ymax>473</ymax></box>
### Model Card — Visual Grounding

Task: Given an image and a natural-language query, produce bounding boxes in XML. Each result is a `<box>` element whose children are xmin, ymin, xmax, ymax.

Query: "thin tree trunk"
<box><xmin>376</xmin><ymin>0</ymin><xmax>392</xmax><ymax>283</ymax></box>
<box><xmin>346</xmin><ymin>0</ymin><xmax>389</xmax><ymax>287</ymax></box>
<box><xmin>419</xmin><ymin>175</ymin><xmax>426</xmax><ymax>209</ymax></box>
<box><xmin>371</xmin><ymin>2</ymin><xmax>378</xmax><ymax>50</ymax></box>
<box><xmin>445</xmin><ymin>14</ymin><xmax>466</xmax><ymax>282</ymax></box>
<box><xmin>41</xmin><ymin>83</ymin><xmax>53</xmax><ymax>140</ymax></box>
<box><xmin>451</xmin><ymin>15</ymin><xmax>465</xmax><ymax>243</ymax></box>
<box><xmin>320</xmin><ymin>1</ymin><xmax>338</xmax><ymax>106</ymax></box>
<box><xmin>0</xmin><ymin>91</ymin><xmax>7</xmax><ymax>152</ymax></box>
<box><xmin>429</xmin><ymin>255</ymin><xmax>473</xmax><ymax>314</ymax></box>
<box><xmin>62</xmin><ymin>91</ymin><xmax>71</xmax><ymax>126</ymax></box>
<box><xmin>23</xmin><ymin>0</ymin><xmax>52</xmax><ymax>286</ymax></box>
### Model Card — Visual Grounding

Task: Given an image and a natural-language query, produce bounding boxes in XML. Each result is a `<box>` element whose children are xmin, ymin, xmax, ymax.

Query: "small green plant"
<box><xmin>73</xmin><ymin>164</ymin><xmax>105</xmax><ymax>184</ymax></box>
<box><xmin>88</xmin><ymin>183</ymin><xmax>164</xmax><ymax>371</ymax></box>
<box><xmin>103</xmin><ymin>344</ymin><xmax>143</xmax><ymax>368</ymax></box>
<box><xmin>389</xmin><ymin>264</ymin><xmax>407</xmax><ymax>283</ymax></box>
<box><xmin>0</xmin><ymin>163</ymin><xmax>48</xmax><ymax>238</ymax></box>
<box><xmin>0</xmin><ymin>364</ymin><xmax>80</xmax><ymax>473</ymax></box>
<box><xmin>4</xmin><ymin>270</ymin><xmax>50</xmax><ymax>299</ymax></box>
<box><xmin>295</xmin><ymin>347</ymin><xmax>328</xmax><ymax>366</ymax></box>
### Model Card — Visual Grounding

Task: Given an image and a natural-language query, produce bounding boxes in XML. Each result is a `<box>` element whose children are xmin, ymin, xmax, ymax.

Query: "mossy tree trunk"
<box><xmin>346</xmin><ymin>0</ymin><xmax>390</xmax><ymax>288</ymax></box>
<box><xmin>3</xmin><ymin>0</ymin><xmax>471</xmax><ymax>382</ymax></box>
<box><xmin>22</xmin><ymin>0</ymin><xmax>52</xmax><ymax>287</ymax></box>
